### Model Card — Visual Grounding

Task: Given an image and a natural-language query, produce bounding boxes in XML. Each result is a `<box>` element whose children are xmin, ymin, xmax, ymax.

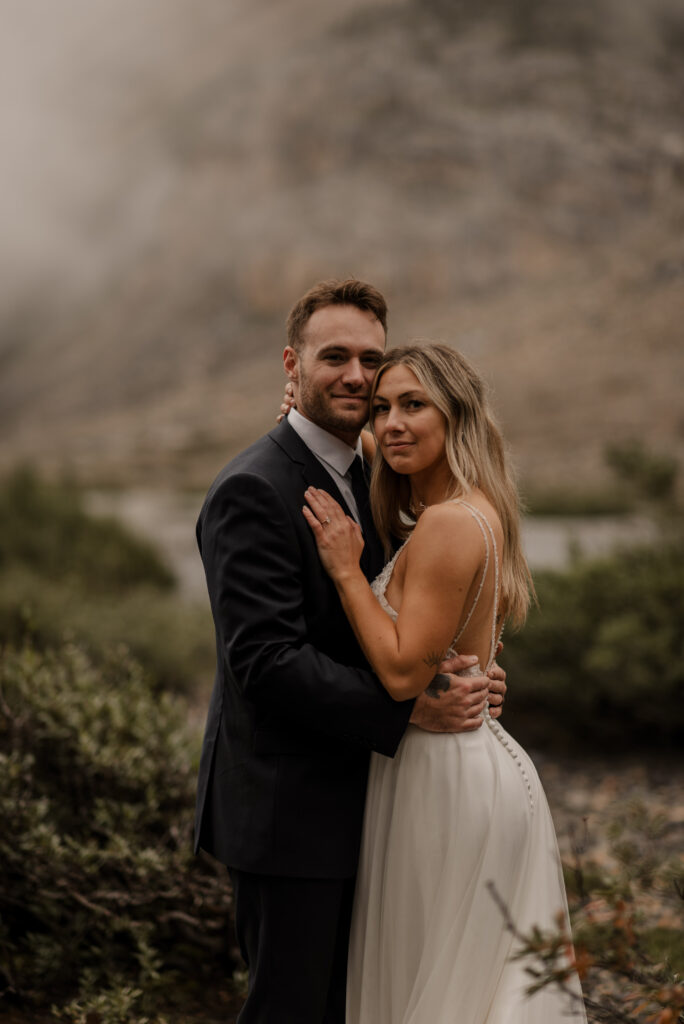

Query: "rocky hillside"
<box><xmin>1</xmin><ymin>0</ymin><xmax>683</xmax><ymax>491</ymax></box>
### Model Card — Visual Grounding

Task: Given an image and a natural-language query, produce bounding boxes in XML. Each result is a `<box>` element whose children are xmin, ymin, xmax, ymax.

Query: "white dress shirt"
<box><xmin>287</xmin><ymin>408</ymin><xmax>364</xmax><ymax>524</ymax></box>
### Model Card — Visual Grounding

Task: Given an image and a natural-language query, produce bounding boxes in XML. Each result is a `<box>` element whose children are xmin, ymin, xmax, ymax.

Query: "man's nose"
<box><xmin>341</xmin><ymin>359</ymin><xmax>365</xmax><ymax>387</ymax></box>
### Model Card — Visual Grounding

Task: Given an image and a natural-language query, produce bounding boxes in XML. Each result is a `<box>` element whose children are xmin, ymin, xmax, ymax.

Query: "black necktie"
<box><xmin>348</xmin><ymin>455</ymin><xmax>372</xmax><ymax>535</ymax></box>
<box><xmin>349</xmin><ymin>454</ymin><xmax>386</xmax><ymax>578</ymax></box>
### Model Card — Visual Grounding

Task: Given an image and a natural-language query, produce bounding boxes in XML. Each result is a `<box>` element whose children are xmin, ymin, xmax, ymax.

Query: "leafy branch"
<box><xmin>489</xmin><ymin>805</ymin><xmax>684</xmax><ymax>1023</ymax></box>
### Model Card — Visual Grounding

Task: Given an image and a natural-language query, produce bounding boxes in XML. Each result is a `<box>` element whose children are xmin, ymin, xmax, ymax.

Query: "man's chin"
<box><xmin>323</xmin><ymin>409</ymin><xmax>368</xmax><ymax>434</ymax></box>
<box><xmin>298</xmin><ymin>394</ymin><xmax>369</xmax><ymax>437</ymax></box>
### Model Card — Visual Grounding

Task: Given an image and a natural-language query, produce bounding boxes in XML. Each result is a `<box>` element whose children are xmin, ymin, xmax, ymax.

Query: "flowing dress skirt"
<box><xmin>346</xmin><ymin>714</ymin><xmax>587</xmax><ymax>1023</ymax></box>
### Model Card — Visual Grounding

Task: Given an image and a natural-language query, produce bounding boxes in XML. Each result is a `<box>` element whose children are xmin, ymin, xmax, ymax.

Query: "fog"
<box><xmin>1</xmin><ymin>0</ymin><xmax>682</xmax><ymax>490</ymax></box>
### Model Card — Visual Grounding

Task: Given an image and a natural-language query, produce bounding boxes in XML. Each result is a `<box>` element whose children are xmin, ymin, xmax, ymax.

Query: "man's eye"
<box><xmin>363</xmin><ymin>357</ymin><xmax>382</xmax><ymax>368</ymax></box>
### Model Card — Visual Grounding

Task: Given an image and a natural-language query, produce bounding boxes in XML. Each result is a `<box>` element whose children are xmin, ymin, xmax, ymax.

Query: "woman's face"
<box><xmin>371</xmin><ymin>364</ymin><xmax>448</xmax><ymax>476</ymax></box>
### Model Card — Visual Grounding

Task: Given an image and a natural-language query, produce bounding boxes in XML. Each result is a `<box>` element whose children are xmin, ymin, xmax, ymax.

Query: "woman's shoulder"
<box><xmin>406</xmin><ymin>499</ymin><xmax>491</xmax><ymax>578</ymax></box>
<box><xmin>418</xmin><ymin>493</ymin><xmax>500</xmax><ymax>532</ymax></box>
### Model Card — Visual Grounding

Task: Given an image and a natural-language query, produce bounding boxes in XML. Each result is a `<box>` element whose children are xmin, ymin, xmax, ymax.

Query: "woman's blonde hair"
<box><xmin>369</xmin><ymin>342</ymin><xmax>535</xmax><ymax>626</ymax></box>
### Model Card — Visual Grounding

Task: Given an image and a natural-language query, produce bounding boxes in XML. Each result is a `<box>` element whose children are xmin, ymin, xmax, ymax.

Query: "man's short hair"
<box><xmin>286</xmin><ymin>278</ymin><xmax>388</xmax><ymax>352</ymax></box>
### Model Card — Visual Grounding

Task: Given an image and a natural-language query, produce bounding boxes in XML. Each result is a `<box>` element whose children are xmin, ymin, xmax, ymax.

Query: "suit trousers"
<box><xmin>229</xmin><ymin>868</ymin><xmax>355</xmax><ymax>1024</ymax></box>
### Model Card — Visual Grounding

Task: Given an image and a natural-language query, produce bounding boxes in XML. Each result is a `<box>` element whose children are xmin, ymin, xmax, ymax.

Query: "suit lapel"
<box><xmin>269</xmin><ymin>419</ymin><xmax>352</xmax><ymax>514</ymax></box>
<box><xmin>269</xmin><ymin>420</ymin><xmax>385</xmax><ymax>581</ymax></box>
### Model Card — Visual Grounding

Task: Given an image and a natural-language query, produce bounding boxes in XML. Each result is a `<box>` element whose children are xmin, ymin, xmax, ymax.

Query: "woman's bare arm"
<box><xmin>303</xmin><ymin>490</ymin><xmax>485</xmax><ymax>701</ymax></box>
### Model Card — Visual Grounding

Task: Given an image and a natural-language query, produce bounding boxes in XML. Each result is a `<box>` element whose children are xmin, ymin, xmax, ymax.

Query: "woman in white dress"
<box><xmin>302</xmin><ymin>343</ymin><xmax>587</xmax><ymax>1024</ymax></box>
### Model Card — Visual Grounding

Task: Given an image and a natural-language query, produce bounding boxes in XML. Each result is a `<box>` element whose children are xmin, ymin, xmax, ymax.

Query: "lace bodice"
<box><xmin>370</xmin><ymin>550</ymin><xmax>404</xmax><ymax>622</ymax></box>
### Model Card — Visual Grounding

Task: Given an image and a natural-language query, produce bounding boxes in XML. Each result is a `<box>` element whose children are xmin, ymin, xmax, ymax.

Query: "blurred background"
<box><xmin>2</xmin><ymin>0</ymin><xmax>683</xmax><ymax>491</ymax></box>
<box><xmin>1</xmin><ymin>1</ymin><xmax>683</xmax><ymax>1021</ymax></box>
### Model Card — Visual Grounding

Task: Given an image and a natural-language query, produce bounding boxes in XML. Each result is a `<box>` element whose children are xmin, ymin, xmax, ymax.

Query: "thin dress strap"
<box><xmin>451</xmin><ymin>499</ymin><xmax>502</xmax><ymax>671</ymax></box>
<box><xmin>451</xmin><ymin>500</ymin><xmax>534</xmax><ymax>809</ymax></box>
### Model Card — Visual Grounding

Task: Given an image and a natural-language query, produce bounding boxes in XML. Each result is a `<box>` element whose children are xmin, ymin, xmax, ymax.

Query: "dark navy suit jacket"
<box><xmin>194</xmin><ymin>417</ymin><xmax>413</xmax><ymax>878</ymax></box>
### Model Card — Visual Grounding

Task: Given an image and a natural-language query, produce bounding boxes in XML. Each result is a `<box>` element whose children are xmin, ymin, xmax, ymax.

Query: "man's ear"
<box><xmin>283</xmin><ymin>346</ymin><xmax>299</xmax><ymax>382</ymax></box>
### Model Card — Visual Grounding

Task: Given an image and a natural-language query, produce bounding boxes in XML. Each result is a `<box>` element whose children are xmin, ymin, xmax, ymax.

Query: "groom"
<box><xmin>194</xmin><ymin>278</ymin><xmax>506</xmax><ymax>1024</ymax></box>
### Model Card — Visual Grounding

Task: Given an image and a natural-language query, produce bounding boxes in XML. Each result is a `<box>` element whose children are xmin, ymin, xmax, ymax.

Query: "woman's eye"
<box><xmin>406</xmin><ymin>400</ymin><xmax>424</xmax><ymax>410</ymax></box>
<box><xmin>372</xmin><ymin>405</ymin><xmax>388</xmax><ymax>416</ymax></box>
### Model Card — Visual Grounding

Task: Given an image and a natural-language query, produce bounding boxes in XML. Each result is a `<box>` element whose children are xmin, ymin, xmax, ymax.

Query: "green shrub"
<box><xmin>511</xmin><ymin>802</ymin><xmax>684</xmax><ymax>1022</ymax></box>
<box><xmin>604</xmin><ymin>440</ymin><xmax>679</xmax><ymax>505</ymax></box>
<box><xmin>0</xmin><ymin>565</ymin><xmax>214</xmax><ymax>695</ymax></box>
<box><xmin>0</xmin><ymin>467</ymin><xmax>175</xmax><ymax>593</ymax></box>
<box><xmin>0</xmin><ymin>468</ymin><xmax>214</xmax><ymax>695</ymax></box>
<box><xmin>503</xmin><ymin>538</ymin><xmax>684</xmax><ymax>749</ymax></box>
<box><xmin>0</xmin><ymin>642</ymin><xmax>234</xmax><ymax>1018</ymax></box>
<box><xmin>523</xmin><ymin>487</ymin><xmax>634</xmax><ymax>517</ymax></box>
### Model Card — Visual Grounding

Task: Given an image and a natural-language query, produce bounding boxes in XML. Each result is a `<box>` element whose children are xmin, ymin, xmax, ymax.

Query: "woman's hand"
<box><xmin>276</xmin><ymin>381</ymin><xmax>296</xmax><ymax>423</ymax></box>
<box><xmin>303</xmin><ymin>487</ymin><xmax>365</xmax><ymax>582</ymax></box>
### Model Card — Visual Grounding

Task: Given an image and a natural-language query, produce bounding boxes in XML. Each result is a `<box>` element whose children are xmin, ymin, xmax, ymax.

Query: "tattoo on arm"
<box><xmin>422</xmin><ymin>650</ymin><xmax>450</xmax><ymax>699</ymax></box>
<box><xmin>425</xmin><ymin>673</ymin><xmax>450</xmax><ymax>698</ymax></box>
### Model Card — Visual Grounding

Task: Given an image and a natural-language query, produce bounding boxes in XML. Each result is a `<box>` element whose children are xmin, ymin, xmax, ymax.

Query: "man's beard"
<box><xmin>298</xmin><ymin>375</ymin><xmax>369</xmax><ymax>436</ymax></box>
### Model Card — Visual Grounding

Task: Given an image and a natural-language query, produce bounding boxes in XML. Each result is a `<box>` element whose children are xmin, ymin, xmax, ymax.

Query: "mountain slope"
<box><xmin>2</xmin><ymin>0</ymin><xmax>683</xmax><ymax>489</ymax></box>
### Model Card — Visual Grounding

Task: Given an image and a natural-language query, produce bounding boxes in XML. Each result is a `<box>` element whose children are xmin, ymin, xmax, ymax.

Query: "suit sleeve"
<box><xmin>199</xmin><ymin>470</ymin><xmax>413</xmax><ymax>756</ymax></box>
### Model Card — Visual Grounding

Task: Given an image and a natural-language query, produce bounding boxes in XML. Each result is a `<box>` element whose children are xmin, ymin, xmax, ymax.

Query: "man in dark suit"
<box><xmin>195</xmin><ymin>279</ymin><xmax>506</xmax><ymax>1023</ymax></box>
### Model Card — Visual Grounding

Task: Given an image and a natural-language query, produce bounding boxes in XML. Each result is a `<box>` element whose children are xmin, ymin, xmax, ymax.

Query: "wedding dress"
<box><xmin>346</xmin><ymin>500</ymin><xmax>587</xmax><ymax>1023</ymax></box>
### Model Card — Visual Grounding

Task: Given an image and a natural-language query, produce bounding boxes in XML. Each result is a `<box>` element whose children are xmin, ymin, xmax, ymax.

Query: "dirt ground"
<box><xmin>538</xmin><ymin>751</ymin><xmax>684</xmax><ymax>869</ymax></box>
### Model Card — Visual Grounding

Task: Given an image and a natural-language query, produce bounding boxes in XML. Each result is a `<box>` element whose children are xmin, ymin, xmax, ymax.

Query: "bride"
<box><xmin>302</xmin><ymin>343</ymin><xmax>587</xmax><ymax>1023</ymax></box>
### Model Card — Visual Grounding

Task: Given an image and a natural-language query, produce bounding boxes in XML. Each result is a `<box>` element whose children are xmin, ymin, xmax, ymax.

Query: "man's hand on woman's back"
<box><xmin>410</xmin><ymin>650</ymin><xmax>506</xmax><ymax>732</ymax></box>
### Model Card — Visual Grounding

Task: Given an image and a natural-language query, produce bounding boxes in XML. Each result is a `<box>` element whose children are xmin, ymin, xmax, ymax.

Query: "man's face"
<box><xmin>283</xmin><ymin>304</ymin><xmax>386</xmax><ymax>445</ymax></box>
